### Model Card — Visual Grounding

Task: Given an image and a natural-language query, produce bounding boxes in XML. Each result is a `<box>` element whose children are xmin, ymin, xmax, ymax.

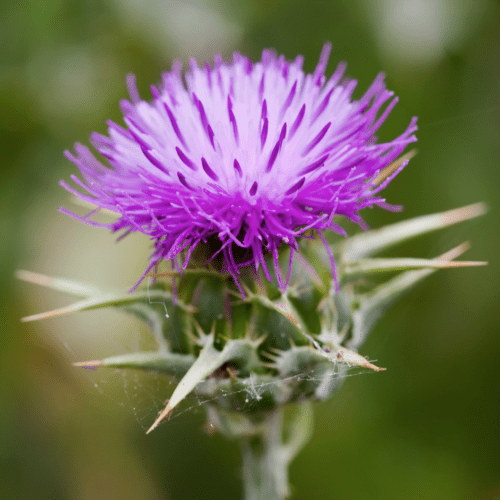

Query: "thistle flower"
<box><xmin>61</xmin><ymin>43</ymin><xmax>417</xmax><ymax>290</ymax></box>
<box><xmin>20</xmin><ymin>42</ymin><xmax>486</xmax><ymax>500</ymax></box>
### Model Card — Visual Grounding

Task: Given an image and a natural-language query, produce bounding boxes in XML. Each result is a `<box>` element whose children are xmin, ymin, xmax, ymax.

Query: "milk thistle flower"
<box><xmin>19</xmin><ymin>44</ymin><xmax>486</xmax><ymax>500</ymax></box>
<box><xmin>60</xmin><ymin>43</ymin><xmax>417</xmax><ymax>291</ymax></box>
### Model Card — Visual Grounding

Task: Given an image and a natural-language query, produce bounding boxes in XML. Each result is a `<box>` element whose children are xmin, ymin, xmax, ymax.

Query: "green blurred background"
<box><xmin>1</xmin><ymin>0</ymin><xmax>499</xmax><ymax>498</ymax></box>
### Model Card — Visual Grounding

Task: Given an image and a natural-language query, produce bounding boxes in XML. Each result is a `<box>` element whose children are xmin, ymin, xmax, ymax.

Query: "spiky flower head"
<box><xmin>61</xmin><ymin>43</ymin><xmax>417</xmax><ymax>290</ymax></box>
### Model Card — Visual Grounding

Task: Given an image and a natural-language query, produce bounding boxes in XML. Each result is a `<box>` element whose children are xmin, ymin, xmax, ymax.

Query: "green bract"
<box><xmin>19</xmin><ymin>203</ymin><xmax>485</xmax><ymax>500</ymax></box>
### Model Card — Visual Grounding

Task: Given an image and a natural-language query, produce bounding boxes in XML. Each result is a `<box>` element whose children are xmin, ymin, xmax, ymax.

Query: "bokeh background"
<box><xmin>1</xmin><ymin>0</ymin><xmax>499</xmax><ymax>498</ymax></box>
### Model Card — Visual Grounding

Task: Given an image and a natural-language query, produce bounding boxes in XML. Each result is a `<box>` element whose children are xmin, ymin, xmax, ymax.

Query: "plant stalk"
<box><xmin>240</xmin><ymin>408</ymin><xmax>290</xmax><ymax>500</ymax></box>
<box><xmin>208</xmin><ymin>403</ymin><xmax>313</xmax><ymax>500</ymax></box>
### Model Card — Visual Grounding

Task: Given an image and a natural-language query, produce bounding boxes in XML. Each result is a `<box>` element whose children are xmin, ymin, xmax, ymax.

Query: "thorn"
<box><xmin>362</xmin><ymin>361</ymin><xmax>386</xmax><ymax>372</ymax></box>
<box><xmin>260</xmin><ymin>362</ymin><xmax>277</xmax><ymax>369</ymax></box>
<box><xmin>260</xmin><ymin>351</ymin><xmax>279</xmax><ymax>361</ymax></box>
<box><xmin>231</xmin><ymin>298</ymin><xmax>246</xmax><ymax>306</ymax></box>
<box><xmin>268</xmin><ymin>347</ymin><xmax>284</xmax><ymax>355</ymax></box>
<box><xmin>240</xmin><ymin>281</ymin><xmax>254</xmax><ymax>298</ymax></box>
<box><xmin>437</xmin><ymin>242</ymin><xmax>470</xmax><ymax>261</ymax></box>
<box><xmin>146</xmin><ymin>401</ymin><xmax>172</xmax><ymax>434</ymax></box>
<box><xmin>433</xmin><ymin>241</ymin><xmax>487</xmax><ymax>267</ymax></box>
<box><xmin>226</xmin><ymin>366</ymin><xmax>238</xmax><ymax>381</ymax></box>
<box><xmin>283</xmin><ymin>309</ymin><xmax>300</xmax><ymax>327</ymax></box>
<box><xmin>251</xmin><ymin>333</ymin><xmax>268</xmax><ymax>347</ymax></box>
<box><xmin>336</xmin><ymin>348</ymin><xmax>386</xmax><ymax>372</ymax></box>
<box><xmin>184</xmin><ymin>304</ymin><xmax>198</xmax><ymax>314</ymax></box>
<box><xmin>16</xmin><ymin>270</ymin><xmax>52</xmax><ymax>286</ymax></box>
<box><xmin>276</xmin><ymin>298</ymin><xmax>301</xmax><ymax>327</ymax></box>
<box><xmin>190</xmin><ymin>318</ymin><xmax>215</xmax><ymax>343</ymax></box>
<box><xmin>73</xmin><ymin>360</ymin><xmax>105</xmax><ymax>369</ymax></box>
<box><xmin>226</xmin><ymin>289</ymin><xmax>244</xmax><ymax>300</ymax></box>
<box><xmin>209</xmin><ymin>322</ymin><xmax>217</xmax><ymax>335</ymax></box>
<box><xmin>439</xmin><ymin>203</ymin><xmax>487</xmax><ymax>224</ymax></box>
<box><xmin>185</xmin><ymin>325</ymin><xmax>202</xmax><ymax>345</ymax></box>
<box><xmin>21</xmin><ymin>306</ymin><xmax>74</xmax><ymax>322</ymax></box>
<box><xmin>432</xmin><ymin>260</ymin><xmax>488</xmax><ymax>268</ymax></box>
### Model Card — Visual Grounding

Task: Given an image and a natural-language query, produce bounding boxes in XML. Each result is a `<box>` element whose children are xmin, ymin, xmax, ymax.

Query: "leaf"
<box><xmin>20</xmin><ymin>287</ymin><xmax>192</xmax><ymax>323</ymax></box>
<box><xmin>146</xmin><ymin>336</ymin><xmax>262</xmax><ymax>433</ymax></box>
<box><xmin>348</xmin><ymin>243</ymin><xmax>473</xmax><ymax>348</ymax></box>
<box><xmin>16</xmin><ymin>270</ymin><xmax>116</xmax><ymax>297</ymax></box>
<box><xmin>341</xmin><ymin>203</ymin><xmax>486</xmax><ymax>262</ymax></box>
<box><xmin>74</xmin><ymin>351</ymin><xmax>195</xmax><ymax>377</ymax></box>
<box><xmin>342</xmin><ymin>256</ymin><xmax>486</xmax><ymax>278</ymax></box>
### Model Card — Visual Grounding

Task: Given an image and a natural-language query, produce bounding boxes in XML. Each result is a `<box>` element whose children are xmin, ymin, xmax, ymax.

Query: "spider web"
<box><xmin>59</xmin><ymin>280</ymin><xmax>379</xmax><ymax>433</ymax></box>
<box><xmin>69</xmin><ymin>354</ymin><xmax>378</xmax><ymax>434</ymax></box>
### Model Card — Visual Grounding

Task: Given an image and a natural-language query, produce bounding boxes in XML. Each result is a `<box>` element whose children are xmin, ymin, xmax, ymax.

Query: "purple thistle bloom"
<box><xmin>61</xmin><ymin>43</ymin><xmax>417</xmax><ymax>291</ymax></box>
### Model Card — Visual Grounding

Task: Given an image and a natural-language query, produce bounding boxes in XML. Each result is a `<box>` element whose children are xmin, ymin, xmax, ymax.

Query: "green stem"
<box><xmin>240</xmin><ymin>409</ymin><xmax>289</xmax><ymax>500</ymax></box>
<box><xmin>208</xmin><ymin>403</ymin><xmax>313</xmax><ymax>500</ymax></box>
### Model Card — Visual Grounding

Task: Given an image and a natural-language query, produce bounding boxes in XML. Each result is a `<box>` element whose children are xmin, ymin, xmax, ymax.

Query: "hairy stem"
<box><xmin>241</xmin><ymin>409</ymin><xmax>289</xmax><ymax>500</ymax></box>
<box><xmin>208</xmin><ymin>403</ymin><xmax>313</xmax><ymax>500</ymax></box>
